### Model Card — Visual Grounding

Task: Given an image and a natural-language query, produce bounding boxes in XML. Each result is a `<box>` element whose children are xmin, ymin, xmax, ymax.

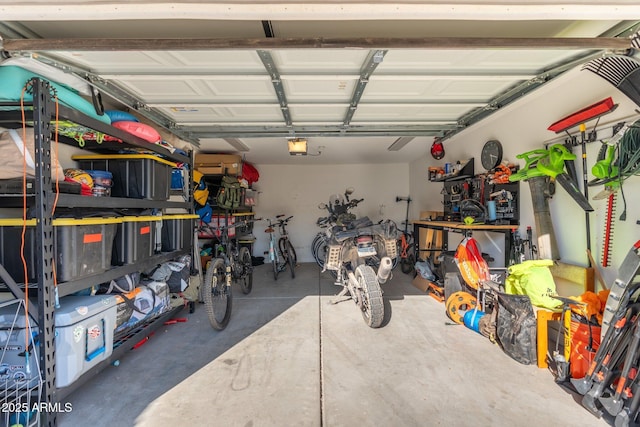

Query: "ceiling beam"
<box><xmin>2</xmin><ymin>37</ymin><xmax>633</xmax><ymax>52</ymax></box>
<box><xmin>343</xmin><ymin>49</ymin><xmax>387</xmax><ymax>127</ymax></box>
<box><xmin>256</xmin><ymin>50</ymin><xmax>291</xmax><ymax>127</ymax></box>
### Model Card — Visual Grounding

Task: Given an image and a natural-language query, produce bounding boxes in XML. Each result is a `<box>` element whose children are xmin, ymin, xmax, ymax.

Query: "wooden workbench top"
<box><xmin>412</xmin><ymin>220</ymin><xmax>517</xmax><ymax>230</ymax></box>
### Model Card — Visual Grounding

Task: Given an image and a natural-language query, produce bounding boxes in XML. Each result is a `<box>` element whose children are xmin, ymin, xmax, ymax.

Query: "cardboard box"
<box><xmin>411</xmin><ymin>275</ymin><xmax>432</xmax><ymax>292</ymax></box>
<box><xmin>195</xmin><ymin>153</ymin><xmax>242</xmax><ymax>175</ymax></box>
<box><xmin>197</xmin><ymin>166</ymin><xmax>224</xmax><ymax>175</ymax></box>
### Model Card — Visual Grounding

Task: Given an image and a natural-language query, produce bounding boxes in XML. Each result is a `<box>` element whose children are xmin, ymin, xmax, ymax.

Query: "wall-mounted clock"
<box><xmin>481</xmin><ymin>139</ymin><xmax>503</xmax><ymax>170</ymax></box>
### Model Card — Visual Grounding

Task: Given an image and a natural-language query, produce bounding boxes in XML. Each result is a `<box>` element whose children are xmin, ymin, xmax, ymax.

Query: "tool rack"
<box><xmin>0</xmin><ymin>78</ymin><xmax>194</xmax><ymax>426</ymax></box>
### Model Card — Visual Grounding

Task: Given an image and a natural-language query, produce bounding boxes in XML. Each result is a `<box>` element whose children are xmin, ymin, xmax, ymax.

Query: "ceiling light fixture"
<box><xmin>288</xmin><ymin>138</ymin><xmax>308</xmax><ymax>156</ymax></box>
<box><xmin>224</xmin><ymin>138</ymin><xmax>250</xmax><ymax>152</ymax></box>
<box><xmin>387</xmin><ymin>136</ymin><xmax>415</xmax><ymax>151</ymax></box>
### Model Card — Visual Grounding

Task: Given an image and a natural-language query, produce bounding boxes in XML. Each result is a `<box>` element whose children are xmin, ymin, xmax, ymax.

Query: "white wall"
<box><xmin>251</xmin><ymin>163</ymin><xmax>410</xmax><ymax>262</ymax></box>
<box><xmin>409</xmin><ymin>66</ymin><xmax>640</xmax><ymax>284</ymax></box>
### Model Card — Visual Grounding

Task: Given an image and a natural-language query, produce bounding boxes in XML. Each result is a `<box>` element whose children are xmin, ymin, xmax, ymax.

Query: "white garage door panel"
<box><xmin>167</xmin><ymin>51</ymin><xmax>266</xmax><ymax>71</ymax></box>
<box><xmin>284</xmin><ymin>79</ymin><xmax>357</xmax><ymax>102</ymax></box>
<box><xmin>378</xmin><ymin>49</ymin><xmax>586</xmax><ymax>73</ymax></box>
<box><xmin>363</xmin><ymin>79</ymin><xmax>518</xmax><ymax>101</ymax></box>
<box><xmin>111</xmin><ymin>77</ymin><xmax>275</xmax><ymax>101</ymax></box>
<box><xmin>158</xmin><ymin>105</ymin><xmax>284</xmax><ymax>122</ymax></box>
<box><xmin>53</xmin><ymin>51</ymin><xmax>173</xmax><ymax>72</ymax></box>
<box><xmin>353</xmin><ymin>104</ymin><xmax>469</xmax><ymax>121</ymax></box>
<box><xmin>272</xmin><ymin>49</ymin><xmax>369</xmax><ymax>73</ymax></box>
<box><xmin>289</xmin><ymin>105</ymin><xmax>349</xmax><ymax>122</ymax></box>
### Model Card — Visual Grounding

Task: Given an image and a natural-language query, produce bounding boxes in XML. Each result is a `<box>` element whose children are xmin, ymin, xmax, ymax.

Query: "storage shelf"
<box><xmin>0</xmin><ymin>193</ymin><xmax>189</xmax><ymax>209</ymax></box>
<box><xmin>57</xmin><ymin>250</ymin><xmax>189</xmax><ymax>298</ymax></box>
<box><xmin>0</xmin><ymin>104</ymin><xmax>190</xmax><ymax>164</ymax></box>
<box><xmin>0</xmin><ymin>79</ymin><xmax>195</xmax><ymax>424</ymax></box>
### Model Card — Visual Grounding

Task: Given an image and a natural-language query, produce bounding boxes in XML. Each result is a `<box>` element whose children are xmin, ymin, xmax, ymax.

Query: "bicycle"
<box><xmin>398</xmin><ymin>230</ymin><xmax>415</xmax><ymax>274</ymax></box>
<box><xmin>265</xmin><ymin>215</ymin><xmax>297</xmax><ymax>280</ymax></box>
<box><xmin>200</xmin><ymin>216</ymin><xmax>254</xmax><ymax>330</ymax></box>
<box><xmin>396</xmin><ymin>196</ymin><xmax>415</xmax><ymax>275</ymax></box>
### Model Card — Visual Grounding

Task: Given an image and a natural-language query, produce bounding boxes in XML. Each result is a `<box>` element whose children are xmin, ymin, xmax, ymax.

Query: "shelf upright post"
<box><xmin>32</xmin><ymin>78</ymin><xmax>59</xmax><ymax>425</ymax></box>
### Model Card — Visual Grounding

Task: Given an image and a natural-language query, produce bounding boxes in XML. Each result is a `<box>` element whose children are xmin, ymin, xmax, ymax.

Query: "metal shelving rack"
<box><xmin>0</xmin><ymin>78</ymin><xmax>194</xmax><ymax>425</ymax></box>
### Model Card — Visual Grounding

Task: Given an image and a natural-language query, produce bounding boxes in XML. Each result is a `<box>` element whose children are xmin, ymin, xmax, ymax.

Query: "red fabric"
<box><xmin>242</xmin><ymin>162</ymin><xmax>260</xmax><ymax>185</ymax></box>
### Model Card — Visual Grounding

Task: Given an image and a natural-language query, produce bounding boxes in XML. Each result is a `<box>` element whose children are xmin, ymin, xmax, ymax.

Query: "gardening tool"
<box><xmin>600</xmin><ymin>317</ymin><xmax>640</xmax><ymax>416</ymax></box>
<box><xmin>615</xmin><ymin>380</ymin><xmax>640</xmax><ymax>427</ymax></box>
<box><xmin>550</xmin><ymin>296</ymin><xmax>586</xmax><ymax>383</ymax></box>
<box><xmin>536</xmin><ymin>143</ymin><xmax>594</xmax><ymax>212</ymax></box>
<box><xmin>582</xmin><ymin>55</ymin><xmax>640</xmax><ymax>108</ymax></box>
<box><xmin>601</xmin><ymin>242</ymin><xmax>640</xmax><ymax>339</ymax></box>
<box><xmin>581</xmin><ymin>318</ymin><xmax>635</xmax><ymax>416</ymax></box>
<box><xmin>602</xmin><ymin>191</ymin><xmax>617</xmax><ymax>267</ymax></box>
<box><xmin>571</xmin><ymin>293</ymin><xmax>640</xmax><ymax>395</ymax></box>
<box><xmin>547</xmin><ymin>97</ymin><xmax>618</xmax><ymax>255</ymax></box>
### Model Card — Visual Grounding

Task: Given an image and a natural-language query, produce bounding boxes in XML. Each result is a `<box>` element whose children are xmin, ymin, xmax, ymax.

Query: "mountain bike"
<box><xmin>265</xmin><ymin>215</ymin><xmax>297</xmax><ymax>280</ymax></box>
<box><xmin>200</xmin><ymin>216</ymin><xmax>254</xmax><ymax>330</ymax></box>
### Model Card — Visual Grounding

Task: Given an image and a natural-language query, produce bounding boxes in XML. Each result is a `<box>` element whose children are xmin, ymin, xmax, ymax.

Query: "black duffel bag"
<box><xmin>496</xmin><ymin>292</ymin><xmax>537</xmax><ymax>365</ymax></box>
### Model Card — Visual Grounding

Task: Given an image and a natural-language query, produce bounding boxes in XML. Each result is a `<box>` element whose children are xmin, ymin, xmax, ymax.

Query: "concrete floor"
<box><xmin>59</xmin><ymin>263</ymin><xmax>608</xmax><ymax>427</ymax></box>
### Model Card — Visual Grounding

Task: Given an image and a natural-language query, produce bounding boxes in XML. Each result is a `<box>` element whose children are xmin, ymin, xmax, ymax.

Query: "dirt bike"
<box><xmin>322</xmin><ymin>215</ymin><xmax>398</xmax><ymax>328</ymax></box>
<box><xmin>312</xmin><ymin>187</ymin><xmax>363</xmax><ymax>268</ymax></box>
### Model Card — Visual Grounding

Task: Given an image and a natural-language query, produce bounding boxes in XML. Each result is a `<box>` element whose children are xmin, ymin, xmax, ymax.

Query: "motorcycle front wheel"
<box><xmin>355</xmin><ymin>264</ymin><xmax>384</xmax><ymax>328</ymax></box>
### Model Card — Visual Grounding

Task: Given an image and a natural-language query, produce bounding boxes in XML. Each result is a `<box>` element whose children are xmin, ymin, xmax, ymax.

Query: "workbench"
<box><xmin>412</xmin><ymin>220</ymin><xmax>518</xmax><ymax>267</ymax></box>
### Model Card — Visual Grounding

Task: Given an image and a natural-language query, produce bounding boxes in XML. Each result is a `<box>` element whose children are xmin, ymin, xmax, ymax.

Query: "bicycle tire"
<box><xmin>278</xmin><ymin>237</ymin><xmax>287</xmax><ymax>267</ymax></box>
<box><xmin>400</xmin><ymin>254</ymin><xmax>416</xmax><ymax>275</ymax></box>
<box><xmin>271</xmin><ymin>242</ymin><xmax>279</xmax><ymax>281</ymax></box>
<box><xmin>238</xmin><ymin>246</ymin><xmax>253</xmax><ymax>294</ymax></box>
<box><xmin>285</xmin><ymin>240</ymin><xmax>297</xmax><ymax>279</ymax></box>
<box><xmin>203</xmin><ymin>257</ymin><xmax>232</xmax><ymax>330</ymax></box>
<box><xmin>311</xmin><ymin>232</ymin><xmax>323</xmax><ymax>260</ymax></box>
<box><xmin>314</xmin><ymin>236</ymin><xmax>328</xmax><ymax>268</ymax></box>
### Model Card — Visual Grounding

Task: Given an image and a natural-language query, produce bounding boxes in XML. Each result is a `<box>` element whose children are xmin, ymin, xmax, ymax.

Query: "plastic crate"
<box><xmin>72</xmin><ymin>154</ymin><xmax>176</xmax><ymax>201</ymax></box>
<box><xmin>161</xmin><ymin>214</ymin><xmax>198</xmax><ymax>252</ymax></box>
<box><xmin>0</xmin><ymin>295</ymin><xmax>117</xmax><ymax>389</ymax></box>
<box><xmin>112</xmin><ymin>215</ymin><xmax>161</xmax><ymax>265</ymax></box>
<box><xmin>0</xmin><ymin>217</ymin><xmax>120</xmax><ymax>283</ymax></box>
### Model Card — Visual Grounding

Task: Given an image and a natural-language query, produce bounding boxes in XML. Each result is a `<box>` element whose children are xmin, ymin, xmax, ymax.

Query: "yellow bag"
<box><xmin>192</xmin><ymin>169</ymin><xmax>209</xmax><ymax>206</ymax></box>
<box><xmin>505</xmin><ymin>260</ymin><xmax>562</xmax><ymax>309</ymax></box>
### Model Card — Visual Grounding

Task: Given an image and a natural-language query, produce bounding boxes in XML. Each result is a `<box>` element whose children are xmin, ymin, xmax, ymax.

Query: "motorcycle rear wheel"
<box><xmin>355</xmin><ymin>264</ymin><xmax>384</xmax><ymax>328</ymax></box>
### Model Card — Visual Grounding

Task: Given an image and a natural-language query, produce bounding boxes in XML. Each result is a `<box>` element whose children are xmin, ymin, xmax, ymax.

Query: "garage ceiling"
<box><xmin>1</xmin><ymin>2</ymin><xmax>640</xmax><ymax>164</ymax></box>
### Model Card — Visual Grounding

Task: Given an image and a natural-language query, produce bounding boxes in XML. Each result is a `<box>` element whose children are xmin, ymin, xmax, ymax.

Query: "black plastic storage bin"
<box><xmin>0</xmin><ymin>217</ymin><xmax>120</xmax><ymax>283</ymax></box>
<box><xmin>72</xmin><ymin>154</ymin><xmax>176</xmax><ymax>200</ymax></box>
<box><xmin>0</xmin><ymin>219</ymin><xmax>38</xmax><ymax>284</ymax></box>
<box><xmin>112</xmin><ymin>215</ymin><xmax>161</xmax><ymax>265</ymax></box>
<box><xmin>161</xmin><ymin>214</ymin><xmax>198</xmax><ymax>252</ymax></box>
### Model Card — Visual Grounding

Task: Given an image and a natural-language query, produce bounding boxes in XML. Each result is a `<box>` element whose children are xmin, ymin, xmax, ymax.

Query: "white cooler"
<box><xmin>55</xmin><ymin>295</ymin><xmax>117</xmax><ymax>388</ymax></box>
<box><xmin>0</xmin><ymin>295</ymin><xmax>117</xmax><ymax>389</ymax></box>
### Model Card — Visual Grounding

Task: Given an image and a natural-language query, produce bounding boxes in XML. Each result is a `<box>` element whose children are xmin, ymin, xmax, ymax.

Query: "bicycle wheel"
<box><xmin>238</xmin><ymin>246</ymin><xmax>253</xmax><ymax>294</ymax></box>
<box><xmin>400</xmin><ymin>238</ymin><xmax>416</xmax><ymax>275</ymax></box>
<box><xmin>314</xmin><ymin>236</ymin><xmax>328</xmax><ymax>268</ymax></box>
<box><xmin>311</xmin><ymin>232</ymin><xmax>323</xmax><ymax>260</ymax></box>
<box><xmin>285</xmin><ymin>240</ymin><xmax>297</xmax><ymax>279</ymax></box>
<box><xmin>203</xmin><ymin>257</ymin><xmax>232</xmax><ymax>330</ymax></box>
<box><xmin>270</xmin><ymin>242</ymin><xmax>279</xmax><ymax>280</ymax></box>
